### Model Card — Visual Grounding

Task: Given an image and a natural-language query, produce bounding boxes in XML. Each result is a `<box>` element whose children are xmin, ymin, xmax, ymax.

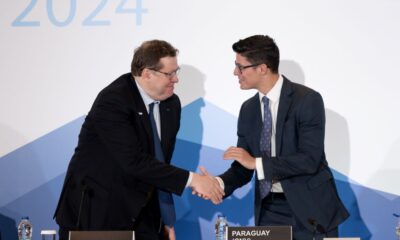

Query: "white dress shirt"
<box><xmin>135</xmin><ymin>80</ymin><xmax>193</xmax><ymax>187</ymax></box>
<box><xmin>255</xmin><ymin>75</ymin><xmax>283</xmax><ymax>192</ymax></box>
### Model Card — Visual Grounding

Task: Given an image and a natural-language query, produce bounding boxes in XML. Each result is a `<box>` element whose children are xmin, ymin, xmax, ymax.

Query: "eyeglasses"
<box><xmin>235</xmin><ymin>62</ymin><xmax>261</xmax><ymax>74</ymax></box>
<box><xmin>149</xmin><ymin>67</ymin><xmax>180</xmax><ymax>79</ymax></box>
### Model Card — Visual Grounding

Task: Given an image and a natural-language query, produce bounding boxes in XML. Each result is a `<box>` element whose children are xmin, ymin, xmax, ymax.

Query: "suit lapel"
<box><xmin>275</xmin><ymin>76</ymin><xmax>294</xmax><ymax>155</ymax></box>
<box><xmin>250</xmin><ymin>94</ymin><xmax>263</xmax><ymax>155</ymax></box>
<box><xmin>128</xmin><ymin>76</ymin><xmax>153</xmax><ymax>141</ymax></box>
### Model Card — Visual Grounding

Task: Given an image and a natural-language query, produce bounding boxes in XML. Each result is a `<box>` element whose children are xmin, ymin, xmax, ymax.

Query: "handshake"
<box><xmin>189</xmin><ymin>166</ymin><xmax>225</xmax><ymax>205</ymax></box>
<box><xmin>187</xmin><ymin>147</ymin><xmax>255</xmax><ymax>204</ymax></box>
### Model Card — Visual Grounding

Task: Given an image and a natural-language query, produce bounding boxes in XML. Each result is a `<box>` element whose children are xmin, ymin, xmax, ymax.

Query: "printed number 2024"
<box><xmin>12</xmin><ymin>0</ymin><xmax>148</xmax><ymax>27</ymax></box>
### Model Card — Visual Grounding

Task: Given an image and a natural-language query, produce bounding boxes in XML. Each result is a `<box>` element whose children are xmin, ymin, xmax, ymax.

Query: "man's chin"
<box><xmin>159</xmin><ymin>91</ymin><xmax>174</xmax><ymax>101</ymax></box>
<box><xmin>240</xmin><ymin>84</ymin><xmax>249</xmax><ymax>90</ymax></box>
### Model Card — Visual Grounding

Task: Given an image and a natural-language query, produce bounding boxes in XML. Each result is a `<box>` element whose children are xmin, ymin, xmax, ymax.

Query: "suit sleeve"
<box><xmin>88</xmin><ymin>89</ymin><xmax>189</xmax><ymax>195</ymax></box>
<box><xmin>266</xmin><ymin>91</ymin><xmax>326</xmax><ymax>179</ymax></box>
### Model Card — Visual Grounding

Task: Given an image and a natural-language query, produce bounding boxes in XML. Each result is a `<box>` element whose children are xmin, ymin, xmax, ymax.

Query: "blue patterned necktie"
<box><xmin>259</xmin><ymin>96</ymin><xmax>272</xmax><ymax>199</ymax></box>
<box><xmin>149</xmin><ymin>102</ymin><xmax>176</xmax><ymax>227</ymax></box>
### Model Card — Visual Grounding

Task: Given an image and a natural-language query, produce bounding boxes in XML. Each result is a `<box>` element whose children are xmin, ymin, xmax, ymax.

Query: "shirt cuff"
<box><xmin>256</xmin><ymin>157</ymin><xmax>265</xmax><ymax>180</ymax></box>
<box><xmin>215</xmin><ymin>177</ymin><xmax>225</xmax><ymax>190</ymax></box>
<box><xmin>185</xmin><ymin>172</ymin><xmax>194</xmax><ymax>187</ymax></box>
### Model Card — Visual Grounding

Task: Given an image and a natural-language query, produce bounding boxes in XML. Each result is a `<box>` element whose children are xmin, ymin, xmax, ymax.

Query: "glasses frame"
<box><xmin>235</xmin><ymin>62</ymin><xmax>262</xmax><ymax>74</ymax></box>
<box><xmin>148</xmin><ymin>67</ymin><xmax>180</xmax><ymax>79</ymax></box>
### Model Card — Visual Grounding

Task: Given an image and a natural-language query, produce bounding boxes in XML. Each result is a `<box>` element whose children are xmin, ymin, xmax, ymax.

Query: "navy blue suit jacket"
<box><xmin>220</xmin><ymin>76</ymin><xmax>349</xmax><ymax>232</ymax></box>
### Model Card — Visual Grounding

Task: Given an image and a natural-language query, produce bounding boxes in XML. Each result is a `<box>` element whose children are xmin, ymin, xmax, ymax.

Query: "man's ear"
<box><xmin>141</xmin><ymin>68</ymin><xmax>151</xmax><ymax>80</ymax></box>
<box><xmin>259</xmin><ymin>63</ymin><xmax>269</xmax><ymax>75</ymax></box>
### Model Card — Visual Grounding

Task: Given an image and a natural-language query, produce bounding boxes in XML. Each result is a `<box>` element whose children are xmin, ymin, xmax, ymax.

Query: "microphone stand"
<box><xmin>76</xmin><ymin>184</ymin><xmax>88</xmax><ymax>230</ymax></box>
<box><xmin>308</xmin><ymin>219</ymin><xmax>318</xmax><ymax>240</ymax></box>
<box><xmin>308</xmin><ymin>218</ymin><xmax>326</xmax><ymax>240</ymax></box>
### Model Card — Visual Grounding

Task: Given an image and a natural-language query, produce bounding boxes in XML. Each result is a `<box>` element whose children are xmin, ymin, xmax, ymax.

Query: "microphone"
<box><xmin>76</xmin><ymin>181</ymin><xmax>91</xmax><ymax>230</ymax></box>
<box><xmin>308</xmin><ymin>218</ymin><xmax>326</xmax><ymax>240</ymax></box>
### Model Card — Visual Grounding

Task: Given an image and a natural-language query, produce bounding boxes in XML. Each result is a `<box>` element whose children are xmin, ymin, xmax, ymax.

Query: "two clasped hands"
<box><xmin>189</xmin><ymin>146</ymin><xmax>255</xmax><ymax>204</ymax></box>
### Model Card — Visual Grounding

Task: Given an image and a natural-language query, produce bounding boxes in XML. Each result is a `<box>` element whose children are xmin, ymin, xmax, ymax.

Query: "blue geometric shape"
<box><xmin>1</xmin><ymin>98</ymin><xmax>400</xmax><ymax>240</ymax></box>
<box><xmin>0</xmin><ymin>116</ymin><xmax>84</xmax><ymax>207</ymax></box>
<box><xmin>0</xmin><ymin>173</ymin><xmax>66</xmax><ymax>240</ymax></box>
<box><xmin>178</xmin><ymin>98</ymin><xmax>237</xmax><ymax>149</ymax></box>
<box><xmin>333</xmin><ymin>168</ymin><xmax>400</xmax><ymax>239</ymax></box>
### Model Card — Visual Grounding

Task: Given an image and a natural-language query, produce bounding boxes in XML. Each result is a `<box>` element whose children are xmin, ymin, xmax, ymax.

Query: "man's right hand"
<box><xmin>189</xmin><ymin>166</ymin><xmax>225</xmax><ymax>204</ymax></box>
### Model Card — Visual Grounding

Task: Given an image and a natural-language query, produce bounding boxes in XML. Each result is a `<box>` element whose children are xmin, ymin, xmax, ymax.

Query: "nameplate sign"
<box><xmin>227</xmin><ymin>226</ymin><xmax>292</xmax><ymax>240</ymax></box>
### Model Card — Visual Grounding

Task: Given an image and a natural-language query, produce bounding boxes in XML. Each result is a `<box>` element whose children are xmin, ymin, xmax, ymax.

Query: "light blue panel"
<box><xmin>0</xmin><ymin>173</ymin><xmax>66</xmax><ymax>240</ymax></box>
<box><xmin>334</xmin><ymin>169</ymin><xmax>400</xmax><ymax>239</ymax></box>
<box><xmin>0</xmin><ymin>116</ymin><xmax>84</xmax><ymax>207</ymax></box>
<box><xmin>1</xmin><ymin>99</ymin><xmax>400</xmax><ymax>240</ymax></box>
<box><xmin>178</xmin><ymin>98</ymin><xmax>238</xmax><ymax>149</ymax></box>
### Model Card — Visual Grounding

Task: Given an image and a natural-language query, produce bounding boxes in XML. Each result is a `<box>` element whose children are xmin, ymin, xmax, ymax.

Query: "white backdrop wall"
<box><xmin>1</xmin><ymin>0</ymin><xmax>400</xmax><ymax>239</ymax></box>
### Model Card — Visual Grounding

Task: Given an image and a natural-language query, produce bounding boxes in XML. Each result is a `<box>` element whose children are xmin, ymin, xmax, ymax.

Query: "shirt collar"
<box><xmin>134</xmin><ymin>79</ymin><xmax>159</xmax><ymax>107</ymax></box>
<box><xmin>258</xmin><ymin>74</ymin><xmax>283</xmax><ymax>103</ymax></box>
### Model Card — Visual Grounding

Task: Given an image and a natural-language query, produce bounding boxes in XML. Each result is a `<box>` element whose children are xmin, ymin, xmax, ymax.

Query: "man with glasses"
<box><xmin>54</xmin><ymin>40</ymin><xmax>224</xmax><ymax>240</ymax></box>
<box><xmin>216</xmin><ymin>35</ymin><xmax>349</xmax><ymax>239</ymax></box>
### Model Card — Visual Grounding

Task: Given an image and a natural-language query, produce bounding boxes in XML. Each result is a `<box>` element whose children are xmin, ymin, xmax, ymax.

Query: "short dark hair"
<box><xmin>131</xmin><ymin>40</ymin><xmax>178</xmax><ymax>76</ymax></box>
<box><xmin>232</xmin><ymin>35</ymin><xmax>280</xmax><ymax>73</ymax></box>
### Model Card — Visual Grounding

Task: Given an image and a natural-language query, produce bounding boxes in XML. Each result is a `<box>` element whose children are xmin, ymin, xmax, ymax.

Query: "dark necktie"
<box><xmin>149</xmin><ymin>102</ymin><xmax>176</xmax><ymax>227</ymax></box>
<box><xmin>259</xmin><ymin>96</ymin><xmax>272</xmax><ymax>199</ymax></box>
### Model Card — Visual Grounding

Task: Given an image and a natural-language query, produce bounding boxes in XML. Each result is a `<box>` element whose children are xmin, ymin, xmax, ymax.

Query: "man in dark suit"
<box><xmin>54</xmin><ymin>40</ymin><xmax>224</xmax><ymax>240</ymax></box>
<box><xmin>217</xmin><ymin>35</ymin><xmax>349</xmax><ymax>239</ymax></box>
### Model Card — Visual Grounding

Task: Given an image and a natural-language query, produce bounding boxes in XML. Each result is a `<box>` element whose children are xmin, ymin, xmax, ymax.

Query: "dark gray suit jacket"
<box><xmin>220</xmin><ymin>76</ymin><xmax>349</xmax><ymax>232</ymax></box>
<box><xmin>54</xmin><ymin>73</ymin><xmax>189</xmax><ymax>232</ymax></box>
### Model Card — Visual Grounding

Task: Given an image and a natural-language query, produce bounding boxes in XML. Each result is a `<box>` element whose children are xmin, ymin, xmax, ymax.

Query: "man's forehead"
<box><xmin>159</xmin><ymin>56</ymin><xmax>179</xmax><ymax>70</ymax></box>
<box><xmin>235</xmin><ymin>54</ymin><xmax>250</xmax><ymax>64</ymax></box>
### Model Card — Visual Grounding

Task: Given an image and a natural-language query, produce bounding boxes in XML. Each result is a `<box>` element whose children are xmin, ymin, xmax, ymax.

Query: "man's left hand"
<box><xmin>223</xmin><ymin>147</ymin><xmax>256</xmax><ymax>170</ymax></box>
